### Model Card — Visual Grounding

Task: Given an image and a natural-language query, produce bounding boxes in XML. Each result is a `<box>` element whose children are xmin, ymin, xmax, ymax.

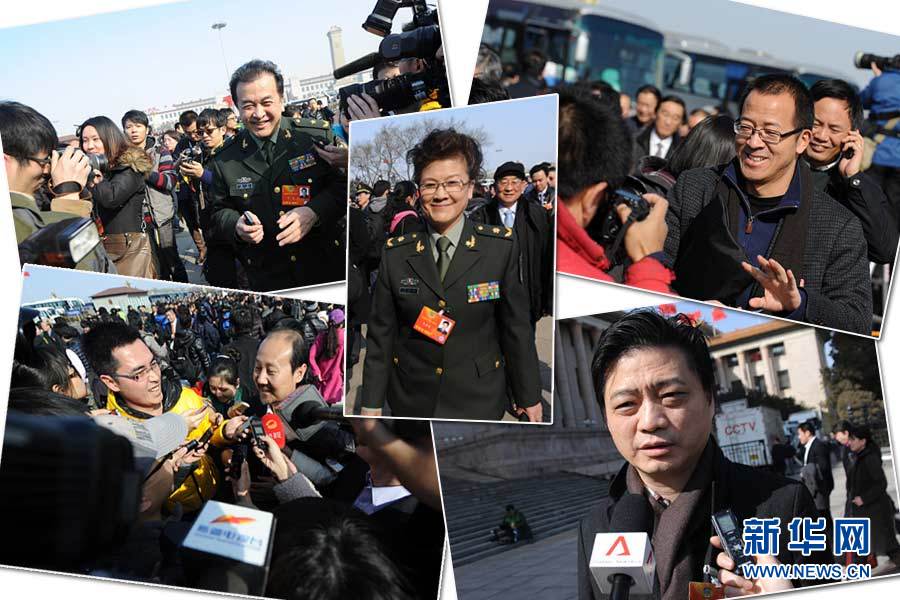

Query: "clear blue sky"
<box><xmin>0</xmin><ymin>0</ymin><xmax>420</xmax><ymax>134</ymax></box>
<box><xmin>20</xmin><ymin>266</ymin><xmax>194</xmax><ymax>304</ymax></box>
<box><xmin>600</xmin><ymin>0</ymin><xmax>897</xmax><ymax>89</ymax></box>
<box><xmin>350</xmin><ymin>94</ymin><xmax>558</xmax><ymax>178</ymax></box>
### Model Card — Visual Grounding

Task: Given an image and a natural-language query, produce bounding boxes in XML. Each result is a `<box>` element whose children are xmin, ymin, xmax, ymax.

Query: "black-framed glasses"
<box><xmin>419</xmin><ymin>179</ymin><xmax>471</xmax><ymax>196</ymax></box>
<box><xmin>733</xmin><ymin>120</ymin><xmax>804</xmax><ymax>145</ymax></box>
<box><xmin>110</xmin><ymin>358</ymin><xmax>161</xmax><ymax>383</ymax></box>
<box><xmin>23</xmin><ymin>155</ymin><xmax>52</xmax><ymax>168</ymax></box>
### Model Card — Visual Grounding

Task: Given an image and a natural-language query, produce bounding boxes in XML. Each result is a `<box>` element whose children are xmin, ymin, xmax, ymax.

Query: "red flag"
<box><xmin>658</xmin><ymin>303</ymin><xmax>677</xmax><ymax>315</ymax></box>
<box><xmin>712</xmin><ymin>307</ymin><xmax>727</xmax><ymax>322</ymax></box>
<box><xmin>687</xmin><ymin>310</ymin><xmax>703</xmax><ymax>325</ymax></box>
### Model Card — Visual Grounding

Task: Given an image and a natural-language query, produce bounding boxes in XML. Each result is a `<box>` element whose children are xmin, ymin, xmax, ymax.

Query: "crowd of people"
<box><xmin>472</xmin><ymin>44</ymin><xmax>900</xmax><ymax>335</ymax></box>
<box><xmin>347</xmin><ymin>130</ymin><xmax>555</xmax><ymax>420</ymax></box>
<box><xmin>5</xmin><ymin>290</ymin><xmax>444</xmax><ymax>599</ymax></box>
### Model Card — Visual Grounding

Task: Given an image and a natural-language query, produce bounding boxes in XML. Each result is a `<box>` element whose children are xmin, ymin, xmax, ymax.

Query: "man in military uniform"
<box><xmin>361</xmin><ymin>128</ymin><xmax>542</xmax><ymax>421</ymax></box>
<box><xmin>207</xmin><ymin>60</ymin><xmax>346</xmax><ymax>291</ymax></box>
<box><xmin>2</xmin><ymin>101</ymin><xmax>114</xmax><ymax>273</ymax></box>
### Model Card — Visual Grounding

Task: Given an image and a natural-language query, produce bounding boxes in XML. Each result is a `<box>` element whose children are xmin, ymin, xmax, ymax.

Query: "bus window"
<box><xmin>577</xmin><ymin>15</ymin><xmax>663</xmax><ymax>96</ymax></box>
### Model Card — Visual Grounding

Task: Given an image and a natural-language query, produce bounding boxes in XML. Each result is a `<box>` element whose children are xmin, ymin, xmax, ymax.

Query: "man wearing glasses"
<box><xmin>84</xmin><ymin>321</ymin><xmax>247</xmax><ymax>513</ymax></box>
<box><xmin>361</xmin><ymin>128</ymin><xmax>542</xmax><ymax>421</ymax></box>
<box><xmin>665</xmin><ymin>74</ymin><xmax>871</xmax><ymax>334</ymax></box>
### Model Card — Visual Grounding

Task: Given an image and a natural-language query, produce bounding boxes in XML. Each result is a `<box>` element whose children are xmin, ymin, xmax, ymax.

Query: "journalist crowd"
<box><xmin>3</xmin><ymin>291</ymin><xmax>444</xmax><ymax>599</ymax></box>
<box><xmin>472</xmin><ymin>45</ymin><xmax>900</xmax><ymax>335</ymax></box>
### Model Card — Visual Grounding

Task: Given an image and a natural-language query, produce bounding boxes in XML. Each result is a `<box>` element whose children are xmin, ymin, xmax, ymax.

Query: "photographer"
<box><xmin>861</xmin><ymin>59</ymin><xmax>900</xmax><ymax>217</ymax></box>
<box><xmin>2</xmin><ymin>101</ymin><xmax>112</xmax><ymax>272</ymax></box>
<box><xmin>122</xmin><ymin>109</ymin><xmax>189</xmax><ymax>282</ymax></box>
<box><xmin>79</xmin><ymin>116</ymin><xmax>156</xmax><ymax>278</ymax></box>
<box><xmin>173</xmin><ymin>110</ymin><xmax>207</xmax><ymax>264</ymax></box>
<box><xmin>555</xmin><ymin>86</ymin><xmax>674</xmax><ymax>292</ymax></box>
<box><xmin>805</xmin><ymin>79</ymin><xmax>898</xmax><ymax>264</ymax></box>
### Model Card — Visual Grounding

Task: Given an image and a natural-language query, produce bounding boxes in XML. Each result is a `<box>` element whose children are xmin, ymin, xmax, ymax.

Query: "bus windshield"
<box><xmin>668</xmin><ymin>53</ymin><xmax>791</xmax><ymax>102</ymax></box>
<box><xmin>576</xmin><ymin>14</ymin><xmax>663</xmax><ymax>96</ymax></box>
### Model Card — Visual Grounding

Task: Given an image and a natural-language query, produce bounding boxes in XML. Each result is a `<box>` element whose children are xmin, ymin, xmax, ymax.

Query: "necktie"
<box><xmin>436</xmin><ymin>236</ymin><xmax>452</xmax><ymax>281</ymax></box>
<box><xmin>262</xmin><ymin>139</ymin><xmax>274</xmax><ymax>165</ymax></box>
<box><xmin>655</xmin><ymin>141</ymin><xmax>664</xmax><ymax>158</ymax></box>
<box><xmin>503</xmin><ymin>209</ymin><xmax>514</xmax><ymax>228</ymax></box>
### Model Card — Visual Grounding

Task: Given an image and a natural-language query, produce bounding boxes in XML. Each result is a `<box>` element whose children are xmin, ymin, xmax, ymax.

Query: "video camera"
<box><xmin>335</xmin><ymin>0</ymin><xmax>449</xmax><ymax>117</ymax></box>
<box><xmin>855</xmin><ymin>52</ymin><xmax>900</xmax><ymax>72</ymax></box>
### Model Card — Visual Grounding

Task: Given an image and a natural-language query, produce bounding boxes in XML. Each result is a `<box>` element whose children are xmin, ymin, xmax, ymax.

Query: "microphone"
<box><xmin>589</xmin><ymin>493</ymin><xmax>656</xmax><ymax>600</ymax></box>
<box><xmin>179</xmin><ymin>500</ymin><xmax>277</xmax><ymax>596</ymax></box>
<box><xmin>292</xmin><ymin>401</ymin><xmax>346</xmax><ymax>428</ymax></box>
<box><xmin>261</xmin><ymin>413</ymin><xmax>286</xmax><ymax>449</ymax></box>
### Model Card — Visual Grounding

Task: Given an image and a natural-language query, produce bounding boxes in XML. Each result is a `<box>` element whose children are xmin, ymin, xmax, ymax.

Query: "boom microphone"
<box><xmin>589</xmin><ymin>493</ymin><xmax>656</xmax><ymax>599</ymax></box>
<box><xmin>333</xmin><ymin>52</ymin><xmax>380</xmax><ymax>80</ymax></box>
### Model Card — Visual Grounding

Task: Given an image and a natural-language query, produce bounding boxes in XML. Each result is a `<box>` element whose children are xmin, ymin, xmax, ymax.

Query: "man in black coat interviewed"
<box><xmin>665</xmin><ymin>74</ymin><xmax>871</xmax><ymax>334</ymax></box>
<box><xmin>577</xmin><ymin>311</ymin><xmax>832</xmax><ymax>600</ymax></box>
<box><xmin>361</xmin><ymin>129</ymin><xmax>542</xmax><ymax>421</ymax></box>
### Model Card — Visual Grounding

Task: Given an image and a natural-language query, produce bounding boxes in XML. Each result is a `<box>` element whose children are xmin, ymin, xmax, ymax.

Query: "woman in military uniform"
<box><xmin>361</xmin><ymin>129</ymin><xmax>542</xmax><ymax>422</ymax></box>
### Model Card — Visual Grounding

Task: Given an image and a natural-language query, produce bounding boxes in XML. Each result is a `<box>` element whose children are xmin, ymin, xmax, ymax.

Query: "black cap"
<box><xmin>493</xmin><ymin>161</ymin><xmax>526</xmax><ymax>182</ymax></box>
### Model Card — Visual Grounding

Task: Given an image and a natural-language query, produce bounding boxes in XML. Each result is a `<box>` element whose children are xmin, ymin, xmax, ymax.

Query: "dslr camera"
<box><xmin>854</xmin><ymin>52</ymin><xmax>900</xmax><ymax>72</ymax></box>
<box><xmin>57</xmin><ymin>145</ymin><xmax>108</xmax><ymax>175</ymax></box>
<box><xmin>336</xmin><ymin>0</ymin><xmax>449</xmax><ymax>117</ymax></box>
<box><xmin>176</xmin><ymin>144</ymin><xmax>204</xmax><ymax>165</ymax></box>
<box><xmin>592</xmin><ymin>173</ymin><xmax>669</xmax><ymax>266</ymax></box>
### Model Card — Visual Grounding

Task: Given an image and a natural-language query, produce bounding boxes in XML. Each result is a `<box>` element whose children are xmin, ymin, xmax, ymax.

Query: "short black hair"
<box><xmin>738</xmin><ymin>73</ymin><xmax>814</xmax><ymax>130</ymax></box>
<box><xmin>372</xmin><ymin>180</ymin><xmax>391</xmax><ymax>197</ymax></box>
<box><xmin>0</xmin><ymin>101</ymin><xmax>57</xmax><ymax>163</ymax></box>
<box><xmin>797</xmin><ymin>421</ymin><xmax>816</xmax><ymax>435</ymax></box>
<box><xmin>197</xmin><ymin>108</ymin><xmax>225</xmax><ymax>129</ymax></box>
<box><xmin>209</xmin><ymin>352</ymin><xmax>239</xmax><ymax>387</ymax></box>
<box><xmin>266</xmin><ymin>325</ymin><xmax>309</xmax><ymax>372</ymax></box>
<box><xmin>218</xmin><ymin>108</ymin><xmax>235</xmax><ymax>123</ymax></box>
<box><xmin>557</xmin><ymin>85</ymin><xmax>632</xmax><ymax>199</ymax></box>
<box><xmin>468</xmin><ymin>76</ymin><xmax>510</xmax><ymax>105</ymax></box>
<box><xmin>83</xmin><ymin>321</ymin><xmax>142</xmax><ymax>376</ymax></box>
<box><xmin>121</xmin><ymin>109</ymin><xmax>150</xmax><ymax>131</ymax></box>
<box><xmin>407</xmin><ymin>128</ymin><xmax>484</xmax><ymax>186</ymax></box>
<box><xmin>11</xmin><ymin>346</ymin><xmax>71</xmax><ymax>394</ymax></box>
<box><xmin>529</xmin><ymin>163</ymin><xmax>549</xmax><ymax>178</ymax></box>
<box><xmin>231</xmin><ymin>306</ymin><xmax>252</xmax><ymax>334</ymax></box>
<box><xmin>520</xmin><ymin>49</ymin><xmax>547</xmax><ymax>78</ymax></box>
<box><xmin>178</xmin><ymin>110</ymin><xmax>198</xmax><ymax>129</ymax></box>
<box><xmin>231</xmin><ymin>59</ymin><xmax>284</xmax><ymax>105</ymax></box>
<box><xmin>591</xmin><ymin>311</ymin><xmax>715</xmax><ymax>414</ymax></box>
<box><xmin>832</xmin><ymin>419</ymin><xmax>852</xmax><ymax>434</ymax></box>
<box><xmin>809</xmin><ymin>78</ymin><xmax>863</xmax><ymax>130</ymax></box>
<box><xmin>659</xmin><ymin>95</ymin><xmax>687</xmax><ymax>122</ymax></box>
<box><xmin>635</xmin><ymin>84</ymin><xmax>662</xmax><ymax>105</ymax></box>
<box><xmin>8</xmin><ymin>387</ymin><xmax>87</xmax><ymax>416</ymax></box>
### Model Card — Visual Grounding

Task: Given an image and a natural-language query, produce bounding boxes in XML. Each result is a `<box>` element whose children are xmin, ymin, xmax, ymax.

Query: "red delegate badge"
<box><xmin>281</xmin><ymin>185</ymin><xmax>311</xmax><ymax>207</ymax></box>
<box><xmin>413</xmin><ymin>306</ymin><xmax>456</xmax><ymax>345</ymax></box>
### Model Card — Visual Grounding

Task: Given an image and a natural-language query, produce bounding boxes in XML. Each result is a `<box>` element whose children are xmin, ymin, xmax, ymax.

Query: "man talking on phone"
<box><xmin>805</xmin><ymin>79</ymin><xmax>898</xmax><ymax>264</ymax></box>
<box><xmin>577</xmin><ymin>311</ymin><xmax>832</xmax><ymax>599</ymax></box>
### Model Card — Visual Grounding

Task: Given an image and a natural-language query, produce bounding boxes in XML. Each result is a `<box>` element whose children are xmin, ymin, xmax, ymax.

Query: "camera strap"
<box><xmin>607</xmin><ymin>215</ymin><xmax>634</xmax><ymax>262</ymax></box>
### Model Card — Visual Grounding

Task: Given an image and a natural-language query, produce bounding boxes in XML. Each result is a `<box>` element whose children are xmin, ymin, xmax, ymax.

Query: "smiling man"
<box><xmin>577</xmin><ymin>311</ymin><xmax>832</xmax><ymax>600</ymax></box>
<box><xmin>664</xmin><ymin>74</ymin><xmax>871</xmax><ymax>334</ymax></box>
<box><xmin>362</xmin><ymin>128</ymin><xmax>542</xmax><ymax>421</ymax></box>
<box><xmin>207</xmin><ymin>59</ymin><xmax>347</xmax><ymax>291</ymax></box>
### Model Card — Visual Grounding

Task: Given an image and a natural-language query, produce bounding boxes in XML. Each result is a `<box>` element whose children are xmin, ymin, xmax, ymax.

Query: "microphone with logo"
<box><xmin>589</xmin><ymin>493</ymin><xmax>657</xmax><ymax>600</ymax></box>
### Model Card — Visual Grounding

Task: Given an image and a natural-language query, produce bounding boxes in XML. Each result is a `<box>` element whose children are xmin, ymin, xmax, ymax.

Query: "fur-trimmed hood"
<box><xmin>116</xmin><ymin>146</ymin><xmax>154</xmax><ymax>175</ymax></box>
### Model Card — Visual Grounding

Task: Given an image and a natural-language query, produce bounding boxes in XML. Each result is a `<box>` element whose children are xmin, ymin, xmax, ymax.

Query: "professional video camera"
<box><xmin>335</xmin><ymin>0</ymin><xmax>449</xmax><ymax>117</ymax></box>
<box><xmin>855</xmin><ymin>52</ymin><xmax>900</xmax><ymax>72</ymax></box>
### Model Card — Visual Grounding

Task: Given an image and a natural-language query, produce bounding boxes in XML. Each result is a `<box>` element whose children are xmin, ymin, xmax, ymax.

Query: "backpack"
<box><xmin>169</xmin><ymin>338</ymin><xmax>198</xmax><ymax>382</ymax></box>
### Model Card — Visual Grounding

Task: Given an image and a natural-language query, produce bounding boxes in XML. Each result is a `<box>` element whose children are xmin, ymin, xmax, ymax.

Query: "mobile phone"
<box><xmin>711</xmin><ymin>509</ymin><xmax>754</xmax><ymax>574</ymax></box>
<box><xmin>227</xmin><ymin>401</ymin><xmax>251</xmax><ymax>418</ymax></box>
<box><xmin>314</xmin><ymin>138</ymin><xmax>329</xmax><ymax>149</ymax></box>
<box><xmin>242</xmin><ymin>211</ymin><xmax>256</xmax><ymax>226</ymax></box>
<box><xmin>842</xmin><ymin>145</ymin><xmax>855</xmax><ymax>160</ymax></box>
<box><xmin>184</xmin><ymin>426</ymin><xmax>214</xmax><ymax>452</ymax></box>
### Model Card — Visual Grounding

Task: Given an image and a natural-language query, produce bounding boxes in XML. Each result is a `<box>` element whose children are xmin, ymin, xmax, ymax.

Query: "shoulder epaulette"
<box><xmin>385</xmin><ymin>232</ymin><xmax>422</xmax><ymax>249</ymax></box>
<box><xmin>291</xmin><ymin>117</ymin><xmax>330</xmax><ymax>130</ymax></box>
<box><xmin>474</xmin><ymin>224</ymin><xmax>513</xmax><ymax>240</ymax></box>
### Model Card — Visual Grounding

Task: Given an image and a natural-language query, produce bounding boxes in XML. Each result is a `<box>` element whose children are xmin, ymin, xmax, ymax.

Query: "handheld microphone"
<box><xmin>589</xmin><ymin>493</ymin><xmax>656</xmax><ymax>600</ymax></box>
<box><xmin>292</xmin><ymin>401</ymin><xmax>346</xmax><ymax>428</ymax></box>
<box><xmin>261</xmin><ymin>413</ymin><xmax>286</xmax><ymax>449</ymax></box>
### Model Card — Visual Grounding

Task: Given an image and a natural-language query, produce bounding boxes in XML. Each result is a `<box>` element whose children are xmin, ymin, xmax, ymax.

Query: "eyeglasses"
<box><xmin>419</xmin><ymin>179</ymin><xmax>471</xmax><ymax>196</ymax></box>
<box><xmin>23</xmin><ymin>155</ymin><xmax>52</xmax><ymax>168</ymax></box>
<box><xmin>199</xmin><ymin>127</ymin><xmax>220</xmax><ymax>137</ymax></box>
<box><xmin>110</xmin><ymin>358</ymin><xmax>161</xmax><ymax>383</ymax></box>
<box><xmin>734</xmin><ymin>120</ymin><xmax>804</xmax><ymax>145</ymax></box>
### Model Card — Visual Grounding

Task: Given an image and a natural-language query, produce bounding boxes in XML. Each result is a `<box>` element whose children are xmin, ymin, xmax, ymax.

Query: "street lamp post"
<box><xmin>212</xmin><ymin>22</ymin><xmax>229</xmax><ymax>81</ymax></box>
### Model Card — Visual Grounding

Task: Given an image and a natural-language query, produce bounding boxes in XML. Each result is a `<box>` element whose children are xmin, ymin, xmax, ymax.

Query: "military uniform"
<box><xmin>208</xmin><ymin>116</ymin><xmax>346</xmax><ymax>291</ymax></box>
<box><xmin>12</xmin><ymin>191</ymin><xmax>115</xmax><ymax>273</ymax></box>
<box><xmin>361</xmin><ymin>217</ymin><xmax>541</xmax><ymax>420</ymax></box>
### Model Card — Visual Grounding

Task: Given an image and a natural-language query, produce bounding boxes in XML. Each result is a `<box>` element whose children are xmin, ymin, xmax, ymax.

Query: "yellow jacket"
<box><xmin>107</xmin><ymin>386</ymin><xmax>228</xmax><ymax>513</ymax></box>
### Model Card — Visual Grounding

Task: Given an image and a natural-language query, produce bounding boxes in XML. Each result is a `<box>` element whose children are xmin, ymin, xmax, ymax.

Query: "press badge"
<box><xmin>688</xmin><ymin>582</ymin><xmax>724</xmax><ymax>600</ymax></box>
<box><xmin>281</xmin><ymin>185</ymin><xmax>311</xmax><ymax>207</ymax></box>
<box><xmin>467</xmin><ymin>281</ymin><xmax>500</xmax><ymax>303</ymax></box>
<box><xmin>413</xmin><ymin>306</ymin><xmax>456</xmax><ymax>345</ymax></box>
